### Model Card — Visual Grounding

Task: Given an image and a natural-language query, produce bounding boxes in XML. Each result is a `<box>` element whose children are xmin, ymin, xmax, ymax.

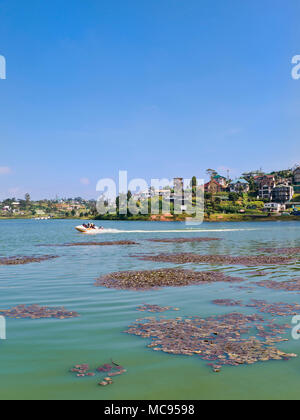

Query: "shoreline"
<box><xmin>1</xmin><ymin>215</ymin><xmax>299</xmax><ymax>223</ymax></box>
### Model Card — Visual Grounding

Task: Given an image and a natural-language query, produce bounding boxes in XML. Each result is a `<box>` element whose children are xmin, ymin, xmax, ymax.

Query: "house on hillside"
<box><xmin>204</xmin><ymin>180</ymin><xmax>225</xmax><ymax>194</ymax></box>
<box><xmin>254</xmin><ymin>175</ymin><xmax>276</xmax><ymax>200</ymax></box>
<box><xmin>293</xmin><ymin>167</ymin><xmax>300</xmax><ymax>193</ymax></box>
<box><xmin>213</xmin><ymin>174</ymin><xmax>228</xmax><ymax>188</ymax></box>
<box><xmin>271</xmin><ymin>184</ymin><xmax>294</xmax><ymax>204</ymax></box>
<box><xmin>294</xmin><ymin>167</ymin><xmax>300</xmax><ymax>184</ymax></box>
<box><xmin>229</xmin><ymin>179</ymin><xmax>250</xmax><ymax>193</ymax></box>
<box><xmin>254</xmin><ymin>174</ymin><xmax>275</xmax><ymax>185</ymax></box>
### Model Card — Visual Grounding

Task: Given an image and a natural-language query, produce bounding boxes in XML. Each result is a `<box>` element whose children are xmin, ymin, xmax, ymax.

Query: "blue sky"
<box><xmin>0</xmin><ymin>0</ymin><xmax>300</xmax><ymax>199</ymax></box>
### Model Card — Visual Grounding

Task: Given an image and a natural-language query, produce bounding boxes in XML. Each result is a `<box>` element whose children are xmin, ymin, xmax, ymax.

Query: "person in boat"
<box><xmin>81</xmin><ymin>223</ymin><xmax>99</xmax><ymax>230</ymax></box>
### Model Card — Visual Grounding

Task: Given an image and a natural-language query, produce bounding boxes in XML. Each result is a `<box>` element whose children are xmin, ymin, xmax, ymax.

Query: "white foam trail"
<box><xmin>78</xmin><ymin>228</ymin><xmax>121</xmax><ymax>235</ymax></box>
<box><xmin>93</xmin><ymin>228</ymin><xmax>260</xmax><ymax>235</ymax></box>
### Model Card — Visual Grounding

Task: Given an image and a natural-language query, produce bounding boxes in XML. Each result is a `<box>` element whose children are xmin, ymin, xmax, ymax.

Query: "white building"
<box><xmin>271</xmin><ymin>184</ymin><xmax>294</xmax><ymax>203</ymax></box>
<box><xmin>263</xmin><ymin>203</ymin><xmax>286</xmax><ymax>213</ymax></box>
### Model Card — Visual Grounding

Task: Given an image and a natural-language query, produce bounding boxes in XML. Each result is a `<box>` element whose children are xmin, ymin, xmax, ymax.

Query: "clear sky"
<box><xmin>0</xmin><ymin>0</ymin><xmax>300</xmax><ymax>199</ymax></box>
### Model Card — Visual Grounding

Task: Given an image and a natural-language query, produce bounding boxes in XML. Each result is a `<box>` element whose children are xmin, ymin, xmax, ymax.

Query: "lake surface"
<box><xmin>0</xmin><ymin>219</ymin><xmax>300</xmax><ymax>400</ymax></box>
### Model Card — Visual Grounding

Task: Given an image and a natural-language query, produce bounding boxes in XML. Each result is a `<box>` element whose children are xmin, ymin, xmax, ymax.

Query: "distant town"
<box><xmin>1</xmin><ymin>165</ymin><xmax>300</xmax><ymax>221</ymax></box>
<box><xmin>0</xmin><ymin>196</ymin><xmax>98</xmax><ymax>220</ymax></box>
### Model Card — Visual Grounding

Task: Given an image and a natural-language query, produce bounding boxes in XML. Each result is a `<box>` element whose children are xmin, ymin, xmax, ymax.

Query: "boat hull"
<box><xmin>75</xmin><ymin>225</ymin><xmax>103</xmax><ymax>233</ymax></box>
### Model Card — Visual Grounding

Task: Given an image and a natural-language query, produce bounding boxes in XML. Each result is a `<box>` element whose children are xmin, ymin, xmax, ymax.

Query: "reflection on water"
<box><xmin>0</xmin><ymin>219</ymin><xmax>300</xmax><ymax>400</ymax></box>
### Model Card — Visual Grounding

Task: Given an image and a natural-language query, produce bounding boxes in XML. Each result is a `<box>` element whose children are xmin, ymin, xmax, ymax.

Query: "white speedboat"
<box><xmin>75</xmin><ymin>225</ymin><xmax>104</xmax><ymax>233</ymax></box>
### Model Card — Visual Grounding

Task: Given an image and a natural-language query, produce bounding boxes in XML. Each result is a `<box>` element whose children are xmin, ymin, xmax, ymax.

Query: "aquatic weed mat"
<box><xmin>0</xmin><ymin>255</ymin><xmax>59</xmax><ymax>265</ymax></box>
<box><xmin>0</xmin><ymin>304</ymin><xmax>79</xmax><ymax>319</ymax></box>
<box><xmin>37</xmin><ymin>241</ymin><xmax>138</xmax><ymax>247</ymax></box>
<box><xmin>132</xmin><ymin>252</ymin><xmax>295</xmax><ymax>266</ymax></box>
<box><xmin>125</xmin><ymin>312</ymin><xmax>297</xmax><ymax>373</ymax></box>
<box><xmin>258</xmin><ymin>247</ymin><xmax>300</xmax><ymax>255</ymax></box>
<box><xmin>136</xmin><ymin>304</ymin><xmax>180</xmax><ymax>313</ymax></box>
<box><xmin>95</xmin><ymin>268</ymin><xmax>245</xmax><ymax>291</ymax></box>
<box><xmin>253</xmin><ymin>278</ymin><xmax>300</xmax><ymax>292</ymax></box>
<box><xmin>70</xmin><ymin>362</ymin><xmax>127</xmax><ymax>387</ymax></box>
<box><xmin>212</xmin><ymin>299</ymin><xmax>300</xmax><ymax>316</ymax></box>
<box><xmin>146</xmin><ymin>237</ymin><xmax>222</xmax><ymax>243</ymax></box>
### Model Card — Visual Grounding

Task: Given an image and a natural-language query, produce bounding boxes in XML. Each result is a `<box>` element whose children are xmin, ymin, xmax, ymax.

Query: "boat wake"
<box><xmin>83</xmin><ymin>228</ymin><xmax>122</xmax><ymax>235</ymax></box>
<box><xmin>94</xmin><ymin>228</ymin><xmax>260</xmax><ymax>235</ymax></box>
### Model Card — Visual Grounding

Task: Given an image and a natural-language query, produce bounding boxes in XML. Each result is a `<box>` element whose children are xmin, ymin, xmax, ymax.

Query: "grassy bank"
<box><xmin>94</xmin><ymin>213</ymin><xmax>300</xmax><ymax>222</ymax></box>
<box><xmin>205</xmin><ymin>214</ymin><xmax>300</xmax><ymax>222</ymax></box>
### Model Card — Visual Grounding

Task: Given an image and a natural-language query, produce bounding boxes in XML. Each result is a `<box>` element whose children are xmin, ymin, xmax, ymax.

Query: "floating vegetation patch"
<box><xmin>0</xmin><ymin>305</ymin><xmax>79</xmax><ymax>319</ymax></box>
<box><xmin>0</xmin><ymin>255</ymin><xmax>59</xmax><ymax>265</ymax></box>
<box><xmin>259</xmin><ymin>247</ymin><xmax>300</xmax><ymax>255</ymax></box>
<box><xmin>213</xmin><ymin>299</ymin><xmax>300</xmax><ymax>316</ymax></box>
<box><xmin>70</xmin><ymin>364</ymin><xmax>95</xmax><ymax>377</ymax></box>
<box><xmin>147</xmin><ymin>237</ymin><xmax>221</xmax><ymax>244</ymax></box>
<box><xmin>65</xmin><ymin>240</ymin><xmax>138</xmax><ymax>246</ymax></box>
<box><xmin>38</xmin><ymin>241</ymin><xmax>138</xmax><ymax>247</ymax></box>
<box><xmin>70</xmin><ymin>361</ymin><xmax>126</xmax><ymax>387</ymax></box>
<box><xmin>254</xmin><ymin>278</ymin><xmax>300</xmax><ymax>292</ymax></box>
<box><xmin>137</xmin><ymin>304</ymin><xmax>180</xmax><ymax>313</ymax></box>
<box><xmin>247</xmin><ymin>300</ymin><xmax>300</xmax><ymax>316</ymax></box>
<box><xmin>95</xmin><ymin>268</ymin><xmax>244</xmax><ymax>291</ymax></box>
<box><xmin>212</xmin><ymin>299</ymin><xmax>242</xmax><ymax>307</ymax></box>
<box><xmin>132</xmin><ymin>252</ymin><xmax>293</xmax><ymax>266</ymax></box>
<box><xmin>125</xmin><ymin>313</ymin><xmax>296</xmax><ymax>372</ymax></box>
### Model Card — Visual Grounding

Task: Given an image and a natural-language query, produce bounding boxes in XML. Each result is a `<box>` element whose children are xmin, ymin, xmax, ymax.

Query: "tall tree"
<box><xmin>206</xmin><ymin>169</ymin><xmax>217</xmax><ymax>181</ymax></box>
<box><xmin>191</xmin><ymin>176</ymin><xmax>197</xmax><ymax>188</ymax></box>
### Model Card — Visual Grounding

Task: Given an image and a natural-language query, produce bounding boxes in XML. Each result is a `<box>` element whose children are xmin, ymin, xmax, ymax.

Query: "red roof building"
<box><xmin>204</xmin><ymin>180</ymin><xmax>225</xmax><ymax>193</ymax></box>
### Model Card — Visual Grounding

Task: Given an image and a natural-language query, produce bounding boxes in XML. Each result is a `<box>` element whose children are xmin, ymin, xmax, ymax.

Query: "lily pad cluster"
<box><xmin>125</xmin><ymin>312</ymin><xmax>296</xmax><ymax>372</ymax></box>
<box><xmin>95</xmin><ymin>268</ymin><xmax>244</xmax><ymax>291</ymax></box>
<box><xmin>132</xmin><ymin>252</ymin><xmax>294</xmax><ymax>266</ymax></box>
<box><xmin>0</xmin><ymin>304</ymin><xmax>79</xmax><ymax>319</ymax></box>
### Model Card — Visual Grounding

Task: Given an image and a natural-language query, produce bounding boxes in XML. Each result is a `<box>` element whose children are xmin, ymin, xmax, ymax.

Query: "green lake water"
<box><xmin>0</xmin><ymin>219</ymin><xmax>300</xmax><ymax>400</ymax></box>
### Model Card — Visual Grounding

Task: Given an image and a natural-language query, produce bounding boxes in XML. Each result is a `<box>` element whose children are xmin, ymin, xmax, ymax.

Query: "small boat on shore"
<box><xmin>75</xmin><ymin>224</ymin><xmax>104</xmax><ymax>234</ymax></box>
